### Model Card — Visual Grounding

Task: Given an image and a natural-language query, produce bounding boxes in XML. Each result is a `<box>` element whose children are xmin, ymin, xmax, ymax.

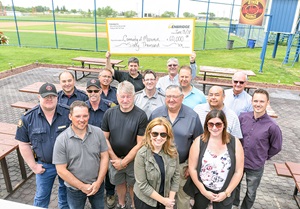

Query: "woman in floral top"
<box><xmin>188</xmin><ymin>109</ymin><xmax>244</xmax><ymax>209</ymax></box>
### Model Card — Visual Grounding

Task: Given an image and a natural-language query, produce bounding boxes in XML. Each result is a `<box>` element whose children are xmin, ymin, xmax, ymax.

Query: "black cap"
<box><xmin>87</xmin><ymin>79</ymin><xmax>101</xmax><ymax>89</ymax></box>
<box><xmin>39</xmin><ymin>83</ymin><xmax>58</xmax><ymax>98</ymax></box>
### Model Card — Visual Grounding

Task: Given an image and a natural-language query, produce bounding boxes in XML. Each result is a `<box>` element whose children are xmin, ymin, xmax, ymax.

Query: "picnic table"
<box><xmin>70</xmin><ymin>57</ymin><xmax>124</xmax><ymax>81</ymax></box>
<box><xmin>19</xmin><ymin>82</ymin><xmax>86</xmax><ymax>94</ymax></box>
<box><xmin>72</xmin><ymin>56</ymin><xmax>124</xmax><ymax>69</ymax></box>
<box><xmin>274</xmin><ymin>162</ymin><xmax>300</xmax><ymax>208</ymax></box>
<box><xmin>198</xmin><ymin>66</ymin><xmax>257</xmax><ymax>93</ymax></box>
<box><xmin>0</xmin><ymin>124</ymin><xmax>33</xmax><ymax>198</ymax></box>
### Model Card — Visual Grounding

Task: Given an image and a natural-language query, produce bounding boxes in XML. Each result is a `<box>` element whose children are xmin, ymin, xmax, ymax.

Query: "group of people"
<box><xmin>15</xmin><ymin>52</ymin><xmax>283</xmax><ymax>209</ymax></box>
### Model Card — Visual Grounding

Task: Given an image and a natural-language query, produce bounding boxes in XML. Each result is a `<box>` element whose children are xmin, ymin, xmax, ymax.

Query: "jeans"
<box><xmin>67</xmin><ymin>183</ymin><xmax>104</xmax><ymax>209</ymax></box>
<box><xmin>105</xmin><ymin>172</ymin><xmax>115</xmax><ymax>196</ymax></box>
<box><xmin>234</xmin><ymin>167</ymin><xmax>264</xmax><ymax>209</ymax></box>
<box><xmin>34</xmin><ymin>162</ymin><xmax>69</xmax><ymax>209</ymax></box>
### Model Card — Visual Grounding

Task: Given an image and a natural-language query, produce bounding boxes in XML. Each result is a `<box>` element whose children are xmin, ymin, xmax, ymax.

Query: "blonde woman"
<box><xmin>134</xmin><ymin>117</ymin><xmax>180</xmax><ymax>209</ymax></box>
<box><xmin>187</xmin><ymin>109</ymin><xmax>244</xmax><ymax>209</ymax></box>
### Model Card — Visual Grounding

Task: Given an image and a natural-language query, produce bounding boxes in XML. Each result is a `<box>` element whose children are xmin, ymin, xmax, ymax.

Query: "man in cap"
<box><xmin>85</xmin><ymin>78</ymin><xmax>117</xmax><ymax>208</ymax></box>
<box><xmin>58</xmin><ymin>71</ymin><xmax>88</xmax><ymax>106</ymax></box>
<box><xmin>16</xmin><ymin>83</ymin><xmax>71</xmax><ymax>208</ymax></box>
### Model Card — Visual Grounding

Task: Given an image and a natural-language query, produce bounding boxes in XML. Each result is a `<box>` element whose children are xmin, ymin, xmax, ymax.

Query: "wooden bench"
<box><xmin>0</xmin><ymin>128</ymin><xmax>33</xmax><ymax>198</ymax></box>
<box><xmin>294</xmin><ymin>82</ymin><xmax>300</xmax><ymax>86</ymax></box>
<box><xmin>196</xmin><ymin>80</ymin><xmax>258</xmax><ymax>94</ymax></box>
<box><xmin>67</xmin><ymin>67</ymin><xmax>101</xmax><ymax>81</ymax></box>
<box><xmin>85</xmin><ymin>61</ymin><xmax>126</xmax><ymax>70</ymax></box>
<box><xmin>286</xmin><ymin>162</ymin><xmax>300</xmax><ymax>208</ymax></box>
<box><xmin>11</xmin><ymin>101</ymin><xmax>38</xmax><ymax>111</ymax></box>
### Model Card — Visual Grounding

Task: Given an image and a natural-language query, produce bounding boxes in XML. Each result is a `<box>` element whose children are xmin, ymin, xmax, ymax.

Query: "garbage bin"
<box><xmin>227</xmin><ymin>40</ymin><xmax>234</xmax><ymax>50</ymax></box>
<box><xmin>247</xmin><ymin>39</ymin><xmax>256</xmax><ymax>49</ymax></box>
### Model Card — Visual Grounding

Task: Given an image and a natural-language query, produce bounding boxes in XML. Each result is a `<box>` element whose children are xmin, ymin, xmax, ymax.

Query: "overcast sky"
<box><xmin>1</xmin><ymin>0</ymin><xmax>242</xmax><ymax>18</ymax></box>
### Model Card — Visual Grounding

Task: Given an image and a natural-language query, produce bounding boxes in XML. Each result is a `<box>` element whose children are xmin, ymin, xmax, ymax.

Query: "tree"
<box><xmin>55</xmin><ymin>6</ymin><xmax>59</xmax><ymax>12</ymax></box>
<box><xmin>161</xmin><ymin>11</ymin><xmax>176</xmax><ymax>18</ymax></box>
<box><xmin>70</xmin><ymin>9</ymin><xmax>77</xmax><ymax>14</ymax></box>
<box><xmin>183</xmin><ymin>12</ymin><xmax>195</xmax><ymax>17</ymax></box>
<box><xmin>124</xmin><ymin>10</ymin><xmax>137</xmax><ymax>18</ymax></box>
<box><xmin>97</xmin><ymin>6</ymin><xmax>117</xmax><ymax>17</ymax></box>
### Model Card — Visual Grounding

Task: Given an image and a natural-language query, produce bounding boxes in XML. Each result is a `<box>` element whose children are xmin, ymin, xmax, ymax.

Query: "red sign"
<box><xmin>239</xmin><ymin>0</ymin><xmax>267</xmax><ymax>26</ymax></box>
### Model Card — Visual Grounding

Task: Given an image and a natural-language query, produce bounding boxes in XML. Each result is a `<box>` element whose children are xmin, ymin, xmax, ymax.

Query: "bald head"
<box><xmin>232</xmin><ymin>71</ymin><xmax>248</xmax><ymax>95</ymax></box>
<box><xmin>207</xmin><ymin>86</ymin><xmax>225</xmax><ymax>110</ymax></box>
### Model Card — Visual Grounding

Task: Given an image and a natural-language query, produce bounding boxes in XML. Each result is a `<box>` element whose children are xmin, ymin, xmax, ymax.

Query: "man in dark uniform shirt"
<box><xmin>15</xmin><ymin>83</ymin><xmax>70</xmax><ymax>208</ymax></box>
<box><xmin>57</xmin><ymin>71</ymin><xmax>88</xmax><ymax>106</ymax></box>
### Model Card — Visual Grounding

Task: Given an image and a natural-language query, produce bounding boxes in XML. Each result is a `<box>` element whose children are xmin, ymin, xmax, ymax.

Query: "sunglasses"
<box><xmin>207</xmin><ymin>122</ymin><xmax>223</xmax><ymax>129</ymax></box>
<box><xmin>168</xmin><ymin>64</ymin><xmax>178</xmax><ymax>67</ymax></box>
<box><xmin>87</xmin><ymin>90</ymin><xmax>100</xmax><ymax>93</ymax></box>
<box><xmin>150</xmin><ymin>132</ymin><xmax>168</xmax><ymax>138</ymax></box>
<box><xmin>233</xmin><ymin>80</ymin><xmax>245</xmax><ymax>85</ymax></box>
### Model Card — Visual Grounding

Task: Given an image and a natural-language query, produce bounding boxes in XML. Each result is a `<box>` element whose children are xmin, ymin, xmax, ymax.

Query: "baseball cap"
<box><xmin>39</xmin><ymin>83</ymin><xmax>58</xmax><ymax>98</ymax></box>
<box><xmin>87</xmin><ymin>79</ymin><xmax>101</xmax><ymax>89</ymax></box>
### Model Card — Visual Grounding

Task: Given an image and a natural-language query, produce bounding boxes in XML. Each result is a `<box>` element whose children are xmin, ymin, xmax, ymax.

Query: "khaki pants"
<box><xmin>176</xmin><ymin>161</ymin><xmax>190</xmax><ymax>209</ymax></box>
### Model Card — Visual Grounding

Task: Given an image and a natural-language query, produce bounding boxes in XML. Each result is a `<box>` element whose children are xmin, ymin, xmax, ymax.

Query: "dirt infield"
<box><xmin>1</xmin><ymin>21</ymin><xmax>107</xmax><ymax>38</ymax></box>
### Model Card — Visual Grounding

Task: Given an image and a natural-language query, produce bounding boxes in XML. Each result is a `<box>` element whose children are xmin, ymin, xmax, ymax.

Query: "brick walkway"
<box><xmin>0</xmin><ymin>67</ymin><xmax>300</xmax><ymax>208</ymax></box>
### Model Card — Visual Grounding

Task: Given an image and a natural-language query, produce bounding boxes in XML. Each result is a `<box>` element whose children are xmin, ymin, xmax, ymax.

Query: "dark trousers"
<box><xmin>134</xmin><ymin>194</ymin><xmax>165</xmax><ymax>209</ymax></box>
<box><xmin>193</xmin><ymin>187</ymin><xmax>233</xmax><ymax>209</ymax></box>
<box><xmin>105</xmin><ymin>172</ymin><xmax>115</xmax><ymax>196</ymax></box>
<box><xmin>234</xmin><ymin>167</ymin><xmax>264</xmax><ymax>209</ymax></box>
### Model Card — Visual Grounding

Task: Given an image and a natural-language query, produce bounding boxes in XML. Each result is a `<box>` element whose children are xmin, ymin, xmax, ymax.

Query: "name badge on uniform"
<box><xmin>58</xmin><ymin>125</ymin><xmax>67</xmax><ymax>130</ymax></box>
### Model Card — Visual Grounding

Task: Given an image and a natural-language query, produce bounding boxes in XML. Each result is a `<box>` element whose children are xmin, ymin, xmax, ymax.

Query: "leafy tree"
<box><xmin>55</xmin><ymin>6</ymin><xmax>59</xmax><ymax>12</ymax></box>
<box><xmin>161</xmin><ymin>11</ymin><xmax>176</xmax><ymax>18</ymax></box>
<box><xmin>97</xmin><ymin>6</ymin><xmax>117</xmax><ymax>17</ymax></box>
<box><xmin>124</xmin><ymin>10</ymin><xmax>137</xmax><ymax>18</ymax></box>
<box><xmin>70</xmin><ymin>9</ymin><xmax>77</xmax><ymax>13</ymax></box>
<box><xmin>183</xmin><ymin>12</ymin><xmax>195</xmax><ymax>17</ymax></box>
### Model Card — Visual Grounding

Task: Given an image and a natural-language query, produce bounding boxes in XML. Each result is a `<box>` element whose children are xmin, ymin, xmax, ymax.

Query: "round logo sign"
<box><xmin>241</xmin><ymin>1</ymin><xmax>264</xmax><ymax>20</ymax></box>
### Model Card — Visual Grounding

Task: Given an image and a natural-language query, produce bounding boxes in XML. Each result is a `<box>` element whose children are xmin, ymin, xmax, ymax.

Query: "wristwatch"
<box><xmin>225</xmin><ymin>190</ymin><xmax>231</xmax><ymax>197</ymax></box>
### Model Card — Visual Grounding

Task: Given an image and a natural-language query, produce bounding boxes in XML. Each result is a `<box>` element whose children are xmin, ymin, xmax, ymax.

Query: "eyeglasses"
<box><xmin>151</xmin><ymin>132</ymin><xmax>168</xmax><ymax>138</ymax></box>
<box><xmin>168</xmin><ymin>64</ymin><xmax>178</xmax><ymax>67</ymax></box>
<box><xmin>87</xmin><ymin>89</ymin><xmax>100</xmax><ymax>93</ymax></box>
<box><xmin>207</xmin><ymin>122</ymin><xmax>223</xmax><ymax>129</ymax></box>
<box><xmin>165</xmin><ymin>94</ymin><xmax>183</xmax><ymax>99</ymax></box>
<box><xmin>233</xmin><ymin>80</ymin><xmax>245</xmax><ymax>85</ymax></box>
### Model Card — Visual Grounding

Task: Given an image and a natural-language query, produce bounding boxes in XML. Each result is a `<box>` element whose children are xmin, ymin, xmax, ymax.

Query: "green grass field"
<box><xmin>1</xmin><ymin>45</ymin><xmax>299</xmax><ymax>86</ymax></box>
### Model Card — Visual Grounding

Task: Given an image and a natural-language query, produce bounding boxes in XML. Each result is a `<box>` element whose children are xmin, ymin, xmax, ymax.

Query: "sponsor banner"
<box><xmin>239</xmin><ymin>0</ymin><xmax>267</xmax><ymax>26</ymax></box>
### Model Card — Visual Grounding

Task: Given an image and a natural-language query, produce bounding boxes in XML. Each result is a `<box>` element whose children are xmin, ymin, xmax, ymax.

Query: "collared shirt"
<box><xmin>239</xmin><ymin>112</ymin><xmax>282</xmax><ymax>170</ymax></box>
<box><xmin>150</xmin><ymin>104</ymin><xmax>203</xmax><ymax>163</ymax></box>
<box><xmin>183</xmin><ymin>85</ymin><xmax>206</xmax><ymax>109</ymax></box>
<box><xmin>156</xmin><ymin>62</ymin><xmax>197</xmax><ymax>94</ymax></box>
<box><xmin>114</xmin><ymin>70</ymin><xmax>144</xmax><ymax>92</ymax></box>
<box><xmin>58</xmin><ymin>87</ymin><xmax>88</xmax><ymax>106</ymax></box>
<box><xmin>101</xmin><ymin>85</ymin><xmax>118</xmax><ymax>105</ymax></box>
<box><xmin>193</xmin><ymin>103</ymin><xmax>243</xmax><ymax>138</ymax></box>
<box><xmin>224</xmin><ymin>89</ymin><xmax>253</xmax><ymax>116</ymax></box>
<box><xmin>53</xmin><ymin>125</ymin><xmax>108</xmax><ymax>188</ymax></box>
<box><xmin>15</xmin><ymin>104</ymin><xmax>70</xmax><ymax>164</ymax></box>
<box><xmin>135</xmin><ymin>89</ymin><xmax>165</xmax><ymax>118</ymax></box>
<box><xmin>86</xmin><ymin>99</ymin><xmax>112</xmax><ymax>128</ymax></box>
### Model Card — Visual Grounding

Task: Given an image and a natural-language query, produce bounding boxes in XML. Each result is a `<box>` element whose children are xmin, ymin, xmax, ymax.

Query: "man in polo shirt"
<box><xmin>101</xmin><ymin>81</ymin><xmax>148</xmax><ymax>209</ymax></box>
<box><xmin>224</xmin><ymin>71</ymin><xmax>253</xmax><ymax>116</ymax></box>
<box><xmin>233</xmin><ymin>89</ymin><xmax>282</xmax><ymax>209</ymax></box>
<box><xmin>149</xmin><ymin>85</ymin><xmax>202</xmax><ymax>209</ymax></box>
<box><xmin>193</xmin><ymin>85</ymin><xmax>243</xmax><ymax>139</ymax></box>
<box><xmin>156</xmin><ymin>51</ymin><xmax>197</xmax><ymax>94</ymax></box>
<box><xmin>105</xmin><ymin>51</ymin><xmax>144</xmax><ymax>92</ymax></box>
<box><xmin>135</xmin><ymin>69</ymin><xmax>165</xmax><ymax>118</ymax></box>
<box><xmin>58</xmin><ymin>71</ymin><xmax>88</xmax><ymax>106</ymax></box>
<box><xmin>53</xmin><ymin>101</ymin><xmax>109</xmax><ymax>209</ymax></box>
<box><xmin>85</xmin><ymin>78</ymin><xmax>116</xmax><ymax>208</ymax></box>
<box><xmin>98</xmin><ymin>68</ymin><xmax>118</xmax><ymax>105</ymax></box>
<box><xmin>15</xmin><ymin>83</ymin><xmax>70</xmax><ymax>208</ymax></box>
<box><xmin>179</xmin><ymin>65</ymin><xmax>206</xmax><ymax>109</ymax></box>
